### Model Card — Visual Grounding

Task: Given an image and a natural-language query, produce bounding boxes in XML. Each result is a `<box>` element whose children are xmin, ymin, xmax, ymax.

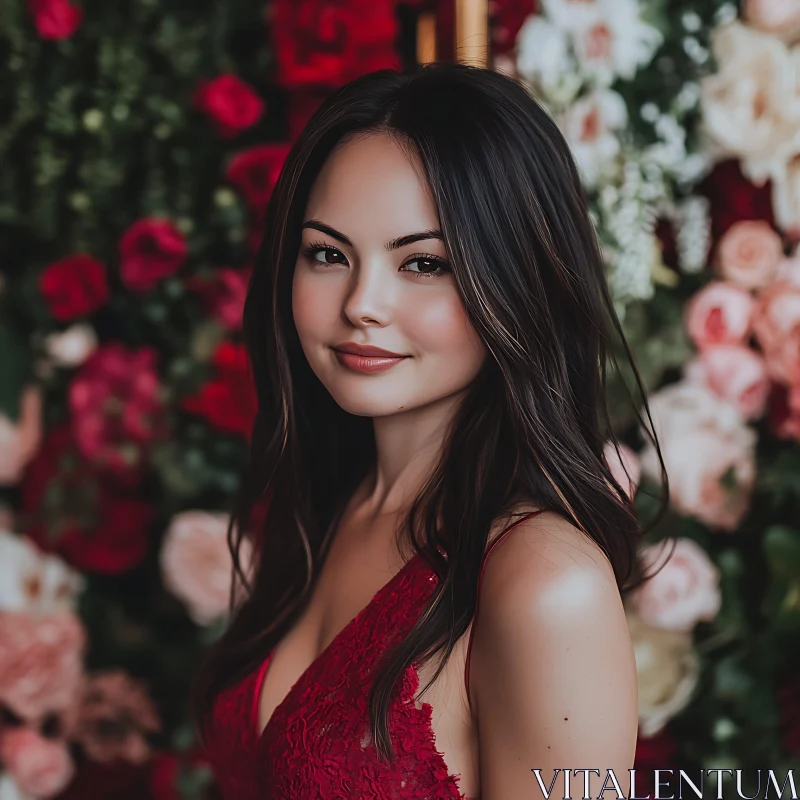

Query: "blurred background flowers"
<box><xmin>1</xmin><ymin>0</ymin><xmax>799</xmax><ymax>797</ymax></box>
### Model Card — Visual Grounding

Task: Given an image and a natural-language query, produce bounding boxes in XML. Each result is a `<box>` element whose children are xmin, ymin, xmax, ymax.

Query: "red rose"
<box><xmin>20</xmin><ymin>425</ymin><xmax>152</xmax><ymax>574</ymax></box>
<box><xmin>181</xmin><ymin>341</ymin><xmax>257</xmax><ymax>438</ymax></box>
<box><xmin>194</xmin><ymin>74</ymin><xmax>264</xmax><ymax>139</ymax></box>
<box><xmin>38</xmin><ymin>254</ymin><xmax>109</xmax><ymax>321</ymax></box>
<box><xmin>119</xmin><ymin>218</ymin><xmax>187</xmax><ymax>293</ymax></box>
<box><xmin>186</xmin><ymin>267</ymin><xmax>251</xmax><ymax>331</ymax></box>
<box><xmin>28</xmin><ymin>0</ymin><xmax>82</xmax><ymax>40</ymax></box>
<box><xmin>272</xmin><ymin>0</ymin><xmax>400</xmax><ymax>90</ymax></box>
<box><xmin>225</xmin><ymin>144</ymin><xmax>291</xmax><ymax>213</ymax></box>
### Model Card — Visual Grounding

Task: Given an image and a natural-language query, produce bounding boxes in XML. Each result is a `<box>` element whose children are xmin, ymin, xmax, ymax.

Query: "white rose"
<box><xmin>43</xmin><ymin>324</ymin><xmax>98</xmax><ymax>368</ymax></box>
<box><xmin>744</xmin><ymin>0</ymin><xmax>800</xmax><ymax>44</ymax></box>
<box><xmin>0</xmin><ymin>532</ymin><xmax>84</xmax><ymax>614</ymax></box>
<box><xmin>700</xmin><ymin>22</ymin><xmax>800</xmax><ymax>182</ymax></box>
<box><xmin>516</xmin><ymin>15</ymin><xmax>581</xmax><ymax>105</ymax></box>
<box><xmin>559</xmin><ymin>89</ymin><xmax>628</xmax><ymax>187</ymax></box>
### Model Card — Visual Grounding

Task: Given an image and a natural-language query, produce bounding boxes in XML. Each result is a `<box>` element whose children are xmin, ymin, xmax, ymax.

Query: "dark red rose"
<box><xmin>271</xmin><ymin>0</ymin><xmax>400</xmax><ymax>90</ymax></box>
<box><xmin>20</xmin><ymin>425</ymin><xmax>152</xmax><ymax>574</ymax></box>
<box><xmin>55</xmin><ymin>756</ymin><xmax>152</xmax><ymax>800</ymax></box>
<box><xmin>779</xmin><ymin>674</ymin><xmax>800</xmax><ymax>756</ymax></box>
<box><xmin>181</xmin><ymin>341</ymin><xmax>257</xmax><ymax>438</ymax></box>
<box><xmin>119</xmin><ymin>218</ymin><xmax>187</xmax><ymax>293</ymax></box>
<box><xmin>699</xmin><ymin>159</ymin><xmax>775</xmax><ymax>245</ymax></box>
<box><xmin>225</xmin><ymin>144</ymin><xmax>291</xmax><ymax>213</ymax></box>
<box><xmin>490</xmin><ymin>0</ymin><xmax>537</xmax><ymax>54</ymax></box>
<box><xmin>633</xmin><ymin>728</ymin><xmax>678</xmax><ymax>799</ymax></box>
<box><xmin>28</xmin><ymin>0</ymin><xmax>82</xmax><ymax>40</ymax></box>
<box><xmin>194</xmin><ymin>74</ymin><xmax>264</xmax><ymax>139</ymax></box>
<box><xmin>38</xmin><ymin>254</ymin><xmax>109</xmax><ymax>321</ymax></box>
<box><xmin>185</xmin><ymin>266</ymin><xmax>251</xmax><ymax>331</ymax></box>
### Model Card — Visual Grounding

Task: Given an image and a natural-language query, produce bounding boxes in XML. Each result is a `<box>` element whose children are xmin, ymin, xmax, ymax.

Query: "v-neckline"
<box><xmin>253</xmin><ymin>550</ymin><xmax>425</xmax><ymax>744</ymax></box>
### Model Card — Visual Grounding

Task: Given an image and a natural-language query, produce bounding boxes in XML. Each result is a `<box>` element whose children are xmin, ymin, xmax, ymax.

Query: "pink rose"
<box><xmin>632</xmin><ymin>538</ymin><xmax>722</xmax><ymax>632</ymax></box>
<box><xmin>0</xmin><ymin>726</ymin><xmax>75</xmax><ymax>797</ymax></box>
<box><xmin>603</xmin><ymin>440</ymin><xmax>641</xmax><ymax>499</ymax></box>
<box><xmin>0</xmin><ymin>611</ymin><xmax>85</xmax><ymax>721</ymax></box>
<box><xmin>684</xmin><ymin>344</ymin><xmax>770</xmax><ymax>420</ymax></box>
<box><xmin>752</xmin><ymin>279</ymin><xmax>800</xmax><ymax>385</ymax></box>
<box><xmin>715</xmin><ymin>219</ymin><xmax>784</xmax><ymax>289</ymax></box>
<box><xmin>68</xmin><ymin>342</ymin><xmax>167</xmax><ymax>478</ymax></box>
<box><xmin>159</xmin><ymin>510</ymin><xmax>253</xmax><ymax>626</ymax></box>
<box><xmin>684</xmin><ymin>281</ymin><xmax>755</xmax><ymax>349</ymax></box>
<box><xmin>28</xmin><ymin>0</ymin><xmax>82</xmax><ymax>40</ymax></box>
<box><xmin>744</xmin><ymin>0</ymin><xmax>800</xmax><ymax>43</ymax></box>
<box><xmin>639</xmin><ymin>382</ymin><xmax>757</xmax><ymax>531</ymax></box>
<box><xmin>0</xmin><ymin>386</ymin><xmax>43</xmax><ymax>486</ymax></box>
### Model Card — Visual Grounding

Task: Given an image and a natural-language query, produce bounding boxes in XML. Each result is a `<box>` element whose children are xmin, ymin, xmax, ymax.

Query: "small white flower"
<box><xmin>43</xmin><ymin>323</ymin><xmax>98</xmax><ymax>368</ymax></box>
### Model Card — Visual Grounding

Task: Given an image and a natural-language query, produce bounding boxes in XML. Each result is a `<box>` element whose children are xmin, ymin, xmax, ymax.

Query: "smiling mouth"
<box><xmin>332</xmin><ymin>349</ymin><xmax>409</xmax><ymax>374</ymax></box>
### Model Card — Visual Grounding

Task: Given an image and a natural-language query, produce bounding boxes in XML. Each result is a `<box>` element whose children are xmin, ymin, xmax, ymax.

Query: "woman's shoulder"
<box><xmin>485</xmin><ymin>500</ymin><xmax>616</xmax><ymax>587</ymax></box>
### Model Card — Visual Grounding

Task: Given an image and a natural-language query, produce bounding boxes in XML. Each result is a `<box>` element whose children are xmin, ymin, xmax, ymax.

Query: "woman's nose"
<box><xmin>341</xmin><ymin>261</ymin><xmax>395</xmax><ymax>327</ymax></box>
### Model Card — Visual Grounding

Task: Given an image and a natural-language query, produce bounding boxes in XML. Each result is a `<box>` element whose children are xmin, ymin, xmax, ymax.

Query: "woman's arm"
<box><xmin>470</xmin><ymin>514</ymin><xmax>639</xmax><ymax>800</ymax></box>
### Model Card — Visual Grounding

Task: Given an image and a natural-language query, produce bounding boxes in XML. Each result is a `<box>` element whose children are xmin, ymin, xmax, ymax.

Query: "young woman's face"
<box><xmin>292</xmin><ymin>131</ymin><xmax>487</xmax><ymax>418</ymax></box>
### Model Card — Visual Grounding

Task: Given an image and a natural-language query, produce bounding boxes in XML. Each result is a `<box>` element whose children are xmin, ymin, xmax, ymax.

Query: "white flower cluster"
<box><xmin>514</xmin><ymin>0</ymin><xmax>716</xmax><ymax>304</ymax></box>
<box><xmin>700</xmin><ymin>17</ymin><xmax>800</xmax><ymax>236</ymax></box>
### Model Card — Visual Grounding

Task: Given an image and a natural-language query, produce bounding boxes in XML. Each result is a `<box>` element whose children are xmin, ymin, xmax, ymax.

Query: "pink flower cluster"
<box><xmin>684</xmin><ymin>220</ymin><xmax>800</xmax><ymax>437</ymax></box>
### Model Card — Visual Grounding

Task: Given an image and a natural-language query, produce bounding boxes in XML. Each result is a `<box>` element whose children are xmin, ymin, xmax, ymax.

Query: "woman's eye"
<box><xmin>302</xmin><ymin>245</ymin><xmax>346</xmax><ymax>265</ymax></box>
<box><xmin>402</xmin><ymin>257</ymin><xmax>451</xmax><ymax>278</ymax></box>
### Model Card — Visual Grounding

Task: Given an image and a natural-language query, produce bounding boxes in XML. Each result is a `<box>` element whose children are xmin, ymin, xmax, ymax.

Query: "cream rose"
<box><xmin>639</xmin><ymin>381</ymin><xmax>757</xmax><ymax>531</ymax></box>
<box><xmin>772</xmin><ymin>151</ymin><xmax>800</xmax><ymax>237</ymax></box>
<box><xmin>633</xmin><ymin>538</ymin><xmax>722</xmax><ymax>632</ymax></box>
<box><xmin>684</xmin><ymin>281</ymin><xmax>755</xmax><ymax>350</ymax></box>
<box><xmin>744</xmin><ymin>0</ymin><xmax>800</xmax><ymax>44</ymax></box>
<box><xmin>626</xmin><ymin>608</ymin><xmax>700</xmax><ymax>736</ymax></box>
<box><xmin>752</xmin><ymin>279</ymin><xmax>800</xmax><ymax>385</ymax></box>
<box><xmin>700</xmin><ymin>22</ymin><xmax>800</xmax><ymax>182</ymax></box>
<box><xmin>683</xmin><ymin>344</ymin><xmax>770</xmax><ymax>421</ymax></box>
<box><xmin>160</xmin><ymin>510</ymin><xmax>254</xmax><ymax>626</ymax></box>
<box><xmin>715</xmin><ymin>220</ymin><xmax>784</xmax><ymax>290</ymax></box>
<box><xmin>42</xmin><ymin>323</ymin><xmax>98</xmax><ymax>368</ymax></box>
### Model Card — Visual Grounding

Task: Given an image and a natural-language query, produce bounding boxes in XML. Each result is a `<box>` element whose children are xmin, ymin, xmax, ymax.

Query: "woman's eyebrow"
<box><xmin>302</xmin><ymin>220</ymin><xmax>444</xmax><ymax>251</ymax></box>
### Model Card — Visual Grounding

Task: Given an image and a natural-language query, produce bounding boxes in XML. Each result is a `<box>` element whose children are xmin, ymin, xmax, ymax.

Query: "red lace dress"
<box><xmin>205</xmin><ymin>510</ymin><xmax>545</xmax><ymax>799</ymax></box>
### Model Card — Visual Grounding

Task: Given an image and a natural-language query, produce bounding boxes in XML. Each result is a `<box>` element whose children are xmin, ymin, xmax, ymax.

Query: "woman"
<box><xmin>192</xmin><ymin>62</ymin><xmax>668</xmax><ymax>799</ymax></box>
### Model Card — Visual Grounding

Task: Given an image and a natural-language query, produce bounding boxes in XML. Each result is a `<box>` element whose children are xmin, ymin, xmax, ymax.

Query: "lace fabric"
<box><xmin>206</xmin><ymin>510</ymin><xmax>545</xmax><ymax>799</ymax></box>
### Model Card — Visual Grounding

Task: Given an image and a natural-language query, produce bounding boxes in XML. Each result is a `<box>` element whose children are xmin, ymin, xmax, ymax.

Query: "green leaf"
<box><xmin>763</xmin><ymin>526</ymin><xmax>800</xmax><ymax>581</ymax></box>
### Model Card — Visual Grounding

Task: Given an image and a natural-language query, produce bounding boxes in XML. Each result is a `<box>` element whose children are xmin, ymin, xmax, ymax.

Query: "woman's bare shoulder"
<box><xmin>487</xmin><ymin>500</ymin><xmax>615</xmax><ymax>582</ymax></box>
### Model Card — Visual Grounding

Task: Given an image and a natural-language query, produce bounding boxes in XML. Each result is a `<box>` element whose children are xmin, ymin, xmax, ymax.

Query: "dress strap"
<box><xmin>464</xmin><ymin>509</ymin><xmax>547</xmax><ymax>704</ymax></box>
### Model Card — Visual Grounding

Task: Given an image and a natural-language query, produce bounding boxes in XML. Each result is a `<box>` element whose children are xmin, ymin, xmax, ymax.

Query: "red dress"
<box><xmin>206</xmin><ymin>510</ymin><xmax>546</xmax><ymax>799</ymax></box>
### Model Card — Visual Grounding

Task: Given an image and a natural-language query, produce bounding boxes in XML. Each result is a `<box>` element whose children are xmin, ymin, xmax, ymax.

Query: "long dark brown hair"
<box><xmin>190</xmin><ymin>61</ymin><xmax>670</xmax><ymax>761</ymax></box>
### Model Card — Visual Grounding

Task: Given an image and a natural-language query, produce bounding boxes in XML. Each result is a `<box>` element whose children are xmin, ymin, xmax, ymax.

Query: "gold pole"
<box><xmin>455</xmin><ymin>0</ymin><xmax>489</xmax><ymax>67</ymax></box>
<box><xmin>417</xmin><ymin>11</ymin><xmax>437</xmax><ymax>65</ymax></box>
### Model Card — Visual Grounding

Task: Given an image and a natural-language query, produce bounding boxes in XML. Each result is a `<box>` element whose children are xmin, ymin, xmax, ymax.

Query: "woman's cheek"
<box><xmin>293</xmin><ymin>271</ymin><xmax>332</xmax><ymax>338</ymax></box>
<box><xmin>405</xmin><ymin>294</ymin><xmax>473</xmax><ymax>350</ymax></box>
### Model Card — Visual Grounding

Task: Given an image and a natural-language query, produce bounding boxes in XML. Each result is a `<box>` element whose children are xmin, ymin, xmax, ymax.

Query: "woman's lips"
<box><xmin>333</xmin><ymin>350</ymin><xmax>409</xmax><ymax>374</ymax></box>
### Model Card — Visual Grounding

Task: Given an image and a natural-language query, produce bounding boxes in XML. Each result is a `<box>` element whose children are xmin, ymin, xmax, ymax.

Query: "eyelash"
<box><xmin>300</xmin><ymin>240</ymin><xmax>451</xmax><ymax>279</ymax></box>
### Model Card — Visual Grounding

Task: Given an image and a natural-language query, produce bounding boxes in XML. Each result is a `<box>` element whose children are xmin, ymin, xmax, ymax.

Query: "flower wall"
<box><xmin>0</xmin><ymin>0</ymin><xmax>799</xmax><ymax>797</ymax></box>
